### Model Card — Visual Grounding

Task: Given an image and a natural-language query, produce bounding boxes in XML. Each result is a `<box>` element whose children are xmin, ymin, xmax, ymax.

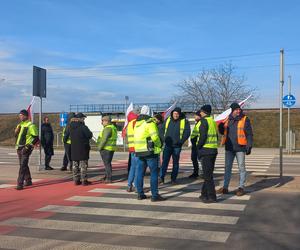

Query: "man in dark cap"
<box><xmin>41</xmin><ymin>116</ymin><xmax>54</xmax><ymax>170</ymax></box>
<box><xmin>217</xmin><ymin>102</ymin><xmax>253</xmax><ymax>196</ymax></box>
<box><xmin>197</xmin><ymin>104</ymin><xmax>218</xmax><ymax>203</ymax></box>
<box><xmin>189</xmin><ymin>110</ymin><xmax>202</xmax><ymax>178</ymax></box>
<box><xmin>15</xmin><ymin>109</ymin><xmax>39</xmax><ymax>190</ymax></box>
<box><xmin>160</xmin><ymin>107</ymin><xmax>191</xmax><ymax>184</ymax></box>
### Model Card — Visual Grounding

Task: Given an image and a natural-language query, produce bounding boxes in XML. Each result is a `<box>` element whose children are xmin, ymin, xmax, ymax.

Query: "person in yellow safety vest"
<box><xmin>134</xmin><ymin>105</ymin><xmax>166</xmax><ymax>202</ymax></box>
<box><xmin>97</xmin><ymin>115</ymin><xmax>117</xmax><ymax>183</ymax></box>
<box><xmin>61</xmin><ymin>112</ymin><xmax>75</xmax><ymax>171</ymax></box>
<box><xmin>189</xmin><ymin>110</ymin><xmax>203</xmax><ymax>179</ymax></box>
<box><xmin>14</xmin><ymin>109</ymin><xmax>39</xmax><ymax>190</ymax></box>
<box><xmin>197</xmin><ymin>105</ymin><xmax>218</xmax><ymax>203</ymax></box>
<box><xmin>159</xmin><ymin>107</ymin><xmax>191</xmax><ymax>184</ymax></box>
<box><xmin>217</xmin><ymin>102</ymin><xmax>253</xmax><ymax>196</ymax></box>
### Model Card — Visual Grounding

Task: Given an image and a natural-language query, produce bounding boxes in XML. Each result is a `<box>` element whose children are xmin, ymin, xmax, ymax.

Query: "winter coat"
<box><xmin>66</xmin><ymin>118</ymin><xmax>93</xmax><ymax>161</ymax></box>
<box><xmin>219</xmin><ymin>113</ymin><xmax>253</xmax><ymax>152</ymax></box>
<box><xmin>162</xmin><ymin>110</ymin><xmax>191</xmax><ymax>148</ymax></box>
<box><xmin>41</xmin><ymin>123</ymin><xmax>54</xmax><ymax>155</ymax></box>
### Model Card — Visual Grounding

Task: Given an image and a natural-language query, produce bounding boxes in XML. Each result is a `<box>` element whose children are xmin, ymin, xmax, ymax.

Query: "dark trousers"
<box><xmin>43</xmin><ymin>145</ymin><xmax>53</xmax><ymax>167</ymax></box>
<box><xmin>63</xmin><ymin>143</ymin><xmax>72</xmax><ymax>169</ymax></box>
<box><xmin>200</xmin><ymin>154</ymin><xmax>217</xmax><ymax>199</ymax></box>
<box><xmin>191</xmin><ymin>145</ymin><xmax>199</xmax><ymax>175</ymax></box>
<box><xmin>100</xmin><ymin>150</ymin><xmax>114</xmax><ymax>181</ymax></box>
<box><xmin>160</xmin><ymin>146</ymin><xmax>182</xmax><ymax>181</ymax></box>
<box><xmin>17</xmin><ymin>147</ymin><xmax>33</xmax><ymax>187</ymax></box>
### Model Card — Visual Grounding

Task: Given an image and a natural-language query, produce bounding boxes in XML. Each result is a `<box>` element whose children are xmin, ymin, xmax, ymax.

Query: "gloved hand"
<box><xmin>246</xmin><ymin>146</ymin><xmax>252</xmax><ymax>155</ymax></box>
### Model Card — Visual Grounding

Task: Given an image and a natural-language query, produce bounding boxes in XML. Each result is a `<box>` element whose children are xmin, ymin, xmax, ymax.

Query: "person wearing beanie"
<box><xmin>134</xmin><ymin>107</ymin><xmax>166</xmax><ymax>202</ymax></box>
<box><xmin>15</xmin><ymin>109</ymin><xmax>39</xmax><ymax>190</ymax></box>
<box><xmin>61</xmin><ymin>112</ymin><xmax>75</xmax><ymax>171</ymax></box>
<box><xmin>217</xmin><ymin>102</ymin><xmax>253</xmax><ymax>196</ymax></box>
<box><xmin>189</xmin><ymin>110</ymin><xmax>203</xmax><ymax>179</ymax></box>
<box><xmin>197</xmin><ymin>104</ymin><xmax>218</xmax><ymax>203</ymax></box>
<box><xmin>41</xmin><ymin>116</ymin><xmax>54</xmax><ymax>170</ymax></box>
<box><xmin>160</xmin><ymin>106</ymin><xmax>191</xmax><ymax>184</ymax></box>
<box><xmin>97</xmin><ymin>115</ymin><xmax>117</xmax><ymax>183</ymax></box>
<box><xmin>64</xmin><ymin>112</ymin><xmax>93</xmax><ymax>186</ymax></box>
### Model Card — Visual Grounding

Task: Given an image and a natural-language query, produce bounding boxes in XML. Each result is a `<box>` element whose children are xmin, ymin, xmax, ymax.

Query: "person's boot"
<box><xmin>189</xmin><ymin>173</ymin><xmax>199</xmax><ymax>178</ymax></box>
<box><xmin>74</xmin><ymin>180</ymin><xmax>82</xmax><ymax>185</ymax></box>
<box><xmin>236</xmin><ymin>187</ymin><xmax>245</xmax><ymax>196</ymax></box>
<box><xmin>216</xmin><ymin>187</ymin><xmax>229</xmax><ymax>194</ymax></box>
<box><xmin>60</xmin><ymin>166</ymin><xmax>67</xmax><ymax>171</ymax></box>
<box><xmin>15</xmin><ymin>185</ymin><xmax>23</xmax><ymax>190</ymax></box>
<box><xmin>151</xmin><ymin>194</ymin><xmax>167</xmax><ymax>202</ymax></box>
<box><xmin>45</xmin><ymin>166</ymin><xmax>54</xmax><ymax>170</ymax></box>
<box><xmin>82</xmin><ymin>180</ymin><xmax>92</xmax><ymax>186</ymax></box>
<box><xmin>127</xmin><ymin>185</ymin><xmax>134</xmax><ymax>192</ymax></box>
<box><xmin>137</xmin><ymin>194</ymin><xmax>147</xmax><ymax>200</ymax></box>
<box><xmin>159</xmin><ymin>178</ymin><xmax>164</xmax><ymax>185</ymax></box>
<box><xmin>24</xmin><ymin>181</ymin><xmax>32</xmax><ymax>186</ymax></box>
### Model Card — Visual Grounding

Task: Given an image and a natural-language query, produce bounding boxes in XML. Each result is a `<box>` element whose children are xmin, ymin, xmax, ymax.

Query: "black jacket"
<box><xmin>219</xmin><ymin>113</ymin><xmax>253</xmax><ymax>152</ymax></box>
<box><xmin>197</xmin><ymin>116</ymin><xmax>218</xmax><ymax>156</ymax></box>
<box><xmin>41</xmin><ymin>123</ymin><xmax>54</xmax><ymax>147</ymax></box>
<box><xmin>162</xmin><ymin>111</ymin><xmax>191</xmax><ymax>148</ymax></box>
<box><xmin>65</xmin><ymin>118</ymin><xmax>93</xmax><ymax>161</ymax></box>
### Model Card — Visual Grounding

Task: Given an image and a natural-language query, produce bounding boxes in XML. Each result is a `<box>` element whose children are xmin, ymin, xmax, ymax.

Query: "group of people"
<box><xmin>14</xmin><ymin>102</ymin><xmax>253</xmax><ymax>203</ymax></box>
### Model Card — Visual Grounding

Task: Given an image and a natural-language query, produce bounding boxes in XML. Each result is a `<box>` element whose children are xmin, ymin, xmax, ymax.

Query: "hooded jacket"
<box><xmin>65</xmin><ymin>118</ymin><xmax>93</xmax><ymax>161</ymax></box>
<box><xmin>162</xmin><ymin>108</ymin><xmax>191</xmax><ymax>147</ymax></box>
<box><xmin>126</xmin><ymin>111</ymin><xmax>139</xmax><ymax>152</ymax></box>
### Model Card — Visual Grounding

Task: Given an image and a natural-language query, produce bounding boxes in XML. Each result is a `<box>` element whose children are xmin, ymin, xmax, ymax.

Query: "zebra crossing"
<box><xmin>0</xmin><ymin>181</ymin><xmax>252</xmax><ymax>249</ymax></box>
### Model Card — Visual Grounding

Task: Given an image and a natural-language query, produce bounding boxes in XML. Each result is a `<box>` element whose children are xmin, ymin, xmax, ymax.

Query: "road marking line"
<box><xmin>38</xmin><ymin>205</ymin><xmax>239</xmax><ymax>225</ymax></box>
<box><xmin>1</xmin><ymin>217</ymin><xmax>230</xmax><ymax>243</ymax></box>
<box><xmin>66</xmin><ymin>196</ymin><xmax>246</xmax><ymax>211</ymax></box>
<box><xmin>0</xmin><ymin>184</ymin><xmax>15</xmax><ymax>189</ymax></box>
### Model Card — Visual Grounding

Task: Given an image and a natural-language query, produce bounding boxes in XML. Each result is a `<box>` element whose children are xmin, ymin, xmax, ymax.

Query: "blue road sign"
<box><xmin>283</xmin><ymin>94</ymin><xmax>296</xmax><ymax>108</ymax></box>
<box><xmin>60</xmin><ymin>113</ymin><xmax>68</xmax><ymax>127</ymax></box>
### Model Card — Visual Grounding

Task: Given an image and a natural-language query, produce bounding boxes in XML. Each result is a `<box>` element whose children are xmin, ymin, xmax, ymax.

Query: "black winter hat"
<box><xmin>76</xmin><ymin>112</ymin><xmax>86</xmax><ymax>118</ymax></box>
<box><xmin>230</xmin><ymin>102</ymin><xmax>241</xmax><ymax>112</ymax></box>
<box><xmin>200</xmin><ymin>105</ymin><xmax>212</xmax><ymax>115</ymax></box>
<box><xmin>19</xmin><ymin>109</ymin><xmax>29</xmax><ymax>117</ymax></box>
<box><xmin>173</xmin><ymin>107</ymin><xmax>182</xmax><ymax>114</ymax></box>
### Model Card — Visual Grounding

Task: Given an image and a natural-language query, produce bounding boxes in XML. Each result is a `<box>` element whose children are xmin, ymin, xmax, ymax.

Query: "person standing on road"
<box><xmin>159</xmin><ymin>107</ymin><xmax>190</xmax><ymax>184</ymax></box>
<box><xmin>197</xmin><ymin>105</ymin><xmax>218</xmax><ymax>203</ymax></box>
<box><xmin>41</xmin><ymin>116</ymin><xmax>54</xmax><ymax>170</ymax></box>
<box><xmin>15</xmin><ymin>109</ymin><xmax>39</xmax><ymax>190</ymax></box>
<box><xmin>61</xmin><ymin>112</ymin><xmax>75</xmax><ymax>171</ymax></box>
<box><xmin>134</xmin><ymin>105</ymin><xmax>166</xmax><ymax>202</ymax></box>
<box><xmin>65</xmin><ymin>112</ymin><xmax>93</xmax><ymax>186</ymax></box>
<box><xmin>217</xmin><ymin>103</ymin><xmax>253</xmax><ymax>196</ymax></box>
<box><xmin>189</xmin><ymin>110</ymin><xmax>203</xmax><ymax>179</ymax></box>
<box><xmin>97</xmin><ymin>115</ymin><xmax>118</xmax><ymax>183</ymax></box>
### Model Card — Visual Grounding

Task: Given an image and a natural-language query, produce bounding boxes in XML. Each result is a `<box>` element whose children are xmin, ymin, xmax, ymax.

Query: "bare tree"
<box><xmin>173</xmin><ymin>63</ymin><xmax>257</xmax><ymax>111</ymax></box>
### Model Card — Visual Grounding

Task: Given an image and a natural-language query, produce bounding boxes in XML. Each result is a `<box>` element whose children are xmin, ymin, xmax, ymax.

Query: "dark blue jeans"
<box><xmin>136</xmin><ymin>155</ymin><xmax>159</xmax><ymax>198</ymax></box>
<box><xmin>127</xmin><ymin>153</ymin><xmax>138</xmax><ymax>188</ymax></box>
<box><xmin>160</xmin><ymin>146</ymin><xmax>182</xmax><ymax>181</ymax></box>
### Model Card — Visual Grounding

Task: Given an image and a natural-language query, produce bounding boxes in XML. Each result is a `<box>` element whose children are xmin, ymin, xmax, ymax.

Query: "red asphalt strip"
<box><xmin>0</xmin><ymin>179</ymin><xmax>123</xmax><ymax>235</ymax></box>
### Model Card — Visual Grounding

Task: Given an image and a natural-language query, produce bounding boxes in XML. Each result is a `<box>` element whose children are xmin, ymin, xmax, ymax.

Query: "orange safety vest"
<box><xmin>221</xmin><ymin>116</ymin><xmax>247</xmax><ymax>146</ymax></box>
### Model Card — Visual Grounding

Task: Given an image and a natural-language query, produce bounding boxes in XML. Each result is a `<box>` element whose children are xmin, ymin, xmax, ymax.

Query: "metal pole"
<box><xmin>288</xmin><ymin>76</ymin><xmax>291</xmax><ymax>154</ymax></box>
<box><xmin>39</xmin><ymin>96</ymin><xmax>42</xmax><ymax>170</ymax></box>
<box><xmin>279</xmin><ymin>49</ymin><xmax>284</xmax><ymax>179</ymax></box>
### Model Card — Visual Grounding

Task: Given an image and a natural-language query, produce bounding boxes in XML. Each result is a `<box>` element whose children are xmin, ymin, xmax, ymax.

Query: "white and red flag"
<box><xmin>162</xmin><ymin>101</ymin><xmax>177</xmax><ymax>120</ymax></box>
<box><xmin>122</xmin><ymin>102</ymin><xmax>133</xmax><ymax>138</ymax></box>
<box><xmin>27</xmin><ymin>96</ymin><xmax>36</xmax><ymax>122</ymax></box>
<box><xmin>214</xmin><ymin>95</ymin><xmax>252</xmax><ymax>123</ymax></box>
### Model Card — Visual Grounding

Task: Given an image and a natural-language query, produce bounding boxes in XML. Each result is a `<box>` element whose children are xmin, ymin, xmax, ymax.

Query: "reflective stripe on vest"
<box><xmin>221</xmin><ymin>116</ymin><xmax>247</xmax><ymax>146</ymax></box>
<box><xmin>15</xmin><ymin>120</ymin><xmax>38</xmax><ymax>148</ymax></box>
<box><xmin>203</xmin><ymin>116</ymin><xmax>218</xmax><ymax>149</ymax></box>
<box><xmin>100</xmin><ymin>124</ymin><xmax>117</xmax><ymax>151</ymax></box>
<box><xmin>164</xmin><ymin>117</ymin><xmax>185</xmax><ymax>140</ymax></box>
<box><xmin>127</xmin><ymin>119</ymin><xmax>136</xmax><ymax>149</ymax></box>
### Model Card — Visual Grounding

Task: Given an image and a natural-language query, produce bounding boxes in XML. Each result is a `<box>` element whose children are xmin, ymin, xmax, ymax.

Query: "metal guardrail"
<box><xmin>70</xmin><ymin>103</ymin><xmax>201</xmax><ymax>113</ymax></box>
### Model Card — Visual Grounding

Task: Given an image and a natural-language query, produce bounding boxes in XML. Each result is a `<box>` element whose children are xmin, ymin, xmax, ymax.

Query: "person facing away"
<box><xmin>217</xmin><ymin>102</ymin><xmax>253</xmax><ymax>196</ymax></box>
<box><xmin>134</xmin><ymin>105</ymin><xmax>166</xmax><ymax>202</ymax></box>
<box><xmin>41</xmin><ymin>116</ymin><xmax>54</xmax><ymax>170</ymax></box>
<box><xmin>97</xmin><ymin>115</ymin><xmax>118</xmax><ymax>183</ymax></box>
<box><xmin>65</xmin><ymin>112</ymin><xmax>93</xmax><ymax>186</ymax></box>
<box><xmin>61</xmin><ymin>112</ymin><xmax>75</xmax><ymax>171</ymax></box>
<box><xmin>159</xmin><ymin>107</ymin><xmax>191</xmax><ymax>184</ymax></box>
<box><xmin>15</xmin><ymin>109</ymin><xmax>39</xmax><ymax>190</ymax></box>
<box><xmin>189</xmin><ymin>110</ymin><xmax>203</xmax><ymax>179</ymax></box>
<box><xmin>197</xmin><ymin>104</ymin><xmax>218</xmax><ymax>203</ymax></box>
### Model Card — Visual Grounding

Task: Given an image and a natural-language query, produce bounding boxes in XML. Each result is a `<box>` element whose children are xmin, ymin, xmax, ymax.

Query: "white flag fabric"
<box><xmin>214</xmin><ymin>95</ymin><xmax>252</xmax><ymax>123</ymax></box>
<box><xmin>122</xmin><ymin>102</ymin><xmax>133</xmax><ymax>138</ymax></box>
<box><xmin>27</xmin><ymin>96</ymin><xmax>36</xmax><ymax>122</ymax></box>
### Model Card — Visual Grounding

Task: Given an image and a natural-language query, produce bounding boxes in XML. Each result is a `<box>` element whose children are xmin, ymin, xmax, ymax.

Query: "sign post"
<box><xmin>33</xmin><ymin>66</ymin><xmax>47</xmax><ymax>171</ymax></box>
<box><xmin>279</xmin><ymin>49</ymin><xmax>284</xmax><ymax>179</ymax></box>
<box><xmin>283</xmin><ymin>92</ymin><xmax>296</xmax><ymax>154</ymax></box>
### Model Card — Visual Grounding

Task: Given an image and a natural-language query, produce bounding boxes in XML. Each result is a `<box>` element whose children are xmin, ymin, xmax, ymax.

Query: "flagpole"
<box><xmin>39</xmin><ymin>96</ymin><xmax>42</xmax><ymax>170</ymax></box>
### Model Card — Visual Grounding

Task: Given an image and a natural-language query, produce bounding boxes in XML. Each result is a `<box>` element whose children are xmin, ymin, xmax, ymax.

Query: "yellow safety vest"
<box><xmin>98</xmin><ymin>124</ymin><xmax>117</xmax><ymax>151</ymax></box>
<box><xmin>134</xmin><ymin>119</ymin><xmax>161</xmax><ymax>156</ymax></box>
<box><xmin>127</xmin><ymin>119</ymin><xmax>136</xmax><ymax>149</ymax></box>
<box><xmin>191</xmin><ymin>121</ymin><xmax>201</xmax><ymax>139</ymax></box>
<box><xmin>203</xmin><ymin>116</ymin><xmax>218</xmax><ymax>149</ymax></box>
<box><xmin>164</xmin><ymin>117</ymin><xmax>186</xmax><ymax>140</ymax></box>
<box><xmin>15</xmin><ymin>120</ymin><xmax>38</xmax><ymax>149</ymax></box>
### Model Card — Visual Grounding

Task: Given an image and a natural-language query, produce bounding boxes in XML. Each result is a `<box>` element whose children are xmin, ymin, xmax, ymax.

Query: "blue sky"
<box><xmin>0</xmin><ymin>0</ymin><xmax>300</xmax><ymax>112</ymax></box>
